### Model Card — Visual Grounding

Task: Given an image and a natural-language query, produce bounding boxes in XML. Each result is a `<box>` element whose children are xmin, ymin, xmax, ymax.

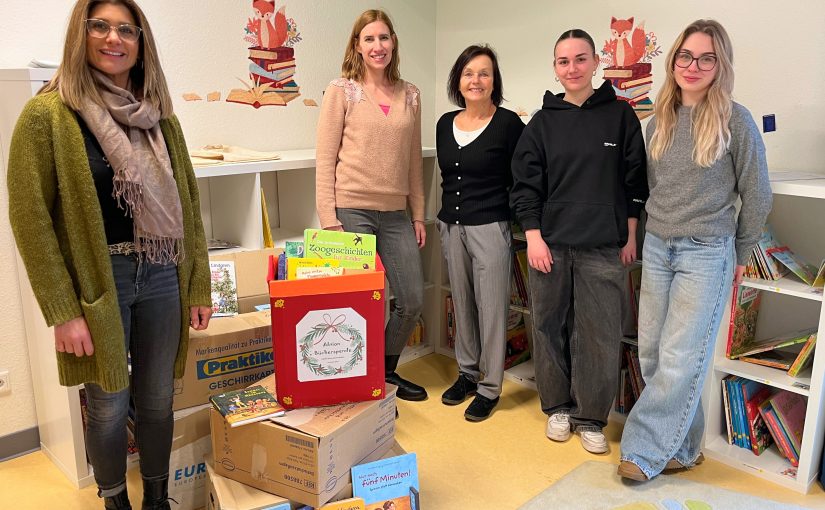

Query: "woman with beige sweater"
<box><xmin>315</xmin><ymin>9</ymin><xmax>427</xmax><ymax>401</ymax></box>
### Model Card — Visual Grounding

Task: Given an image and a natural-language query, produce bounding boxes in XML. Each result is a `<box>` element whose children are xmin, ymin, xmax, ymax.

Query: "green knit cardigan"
<box><xmin>7</xmin><ymin>91</ymin><xmax>212</xmax><ymax>392</ymax></box>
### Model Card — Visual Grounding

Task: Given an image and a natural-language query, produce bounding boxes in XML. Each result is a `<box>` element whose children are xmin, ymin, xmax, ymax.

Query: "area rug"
<box><xmin>518</xmin><ymin>461</ymin><xmax>811</xmax><ymax>510</ymax></box>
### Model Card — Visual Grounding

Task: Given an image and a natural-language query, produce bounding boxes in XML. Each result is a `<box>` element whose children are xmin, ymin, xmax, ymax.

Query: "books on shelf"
<box><xmin>771</xmin><ymin>391</ymin><xmax>806</xmax><ymax>456</ymax></box>
<box><xmin>726</xmin><ymin>285</ymin><xmax>761</xmax><ymax>358</ymax></box>
<box><xmin>505</xmin><ymin>310</ymin><xmax>530</xmax><ymax>370</ymax></box>
<box><xmin>209</xmin><ymin>384</ymin><xmax>285</xmax><ymax>427</ymax></box>
<box><xmin>615</xmin><ymin>342</ymin><xmax>643</xmax><ymax>415</ymax></box>
<box><xmin>445</xmin><ymin>295</ymin><xmax>456</xmax><ymax>349</ymax></box>
<box><xmin>771</xmin><ymin>248</ymin><xmax>825</xmax><ymax>287</ymax></box>
<box><xmin>210</xmin><ymin>260</ymin><xmax>239</xmax><ymax>316</ymax></box>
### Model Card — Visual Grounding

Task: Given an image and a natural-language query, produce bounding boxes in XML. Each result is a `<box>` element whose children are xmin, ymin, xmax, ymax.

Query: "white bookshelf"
<box><xmin>703</xmin><ymin>174</ymin><xmax>825</xmax><ymax>493</ymax></box>
<box><xmin>1</xmin><ymin>67</ymin><xmax>441</xmax><ymax>486</ymax></box>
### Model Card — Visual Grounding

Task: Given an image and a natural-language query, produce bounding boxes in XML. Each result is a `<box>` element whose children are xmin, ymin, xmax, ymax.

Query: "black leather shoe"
<box><xmin>102</xmin><ymin>488</ymin><xmax>132</xmax><ymax>510</ymax></box>
<box><xmin>142</xmin><ymin>476</ymin><xmax>174</xmax><ymax>510</ymax></box>
<box><xmin>464</xmin><ymin>394</ymin><xmax>499</xmax><ymax>422</ymax></box>
<box><xmin>441</xmin><ymin>374</ymin><xmax>477</xmax><ymax>405</ymax></box>
<box><xmin>386</xmin><ymin>372</ymin><xmax>428</xmax><ymax>401</ymax></box>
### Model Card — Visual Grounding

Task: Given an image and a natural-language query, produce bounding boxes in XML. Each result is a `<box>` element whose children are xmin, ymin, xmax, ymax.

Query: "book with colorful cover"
<box><xmin>787</xmin><ymin>333</ymin><xmax>817</xmax><ymax>377</ymax></box>
<box><xmin>759</xmin><ymin>400</ymin><xmax>797</xmax><ymax>466</ymax></box>
<box><xmin>603</xmin><ymin>62</ymin><xmax>652</xmax><ymax>79</ymax></box>
<box><xmin>731</xmin><ymin>327</ymin><xmax>816</xmax><ymax>359</ymax></box>
<box><xmin>317</xmin><ymin>498</ymin><xmax>366</xmax><ymax>510</ymax></box>
<box><xmin>287</xmin><ymin>257</ymin><xmax>340</xmax><ymax>280</ymax></box>
<box><xmin>770</xmin><ymin>390</ymin><xmax>807</xmax><ymax>456</ymax></box>
<box><xmin>741</xmin><ymin>380</ymin><xmax>774</xmax><ymax>455</ymax></box>
<box><xmin>209</xmin><ymin>385</ymin><xmax>285</xmax><ymax>427</ymax></box>
<box><xmin>726</xmin><ymin>286</ymin><xmax>762</xmax><ymax>358</ymax></box>
<box><xmin>722</xmin><ymin>378</ymin><xmax>733</xmax><ymax>444</ymax></box>
<box><xmin>304</xmin><ymin>229</ymin><xmax>377</xmax><ymax>270</ymax></box>
<box><xmin>771</xmin><ymin>248</ymin><xmax>819</xmax><ymax>286</ymax></box>
<box><xmin>738</xmin><ymin>347</ymin><xmax>802</xmax><ymax>370</ymax></box>
<box><xmin>285</xmin><ymin>240</ymin><xmax>304</xmax><ymax>258</ymax></box>
<box><xmin>210</xmin><ymin>260</ymin><xmax>238</xmax><ymax>316</ymax></box>
<box><xmin>351</xmin><ymin>453</ymin><xmax>419</xmax><ymax>507</ymax></box>
<box><xmin>295</xmin><ymin>266</ymin><xmax>344</xmax><ymax>279</ymax></box>
<box><xmin>754</xmin><ymin>225</ymin><xmax>789</xmax><ymax>280</ymax></box>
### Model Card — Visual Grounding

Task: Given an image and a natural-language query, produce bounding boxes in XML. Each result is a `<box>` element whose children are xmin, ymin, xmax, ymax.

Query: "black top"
<box><xmin>436</xmin><ymin>107</ymin><xmax>525</xmax><ymax>225</ymax></box>
<box><xmin>510</xmin><ymin>80</ymin><xmax>648</xmax><ymax>248</ymax></box>
<box><xmin>77</xmin><ymin>115</ymin><xmax>134</xmax><ymax>245</ymax></box>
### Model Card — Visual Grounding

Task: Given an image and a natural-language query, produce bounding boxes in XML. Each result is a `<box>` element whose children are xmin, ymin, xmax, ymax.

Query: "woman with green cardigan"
<box><xmin>7</xmin><ymin>1</ymin><xmax>212</xmax><ymax>509</ymax></box>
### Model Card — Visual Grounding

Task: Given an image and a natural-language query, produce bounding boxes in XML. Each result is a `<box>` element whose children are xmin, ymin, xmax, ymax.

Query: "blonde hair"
<box><xmin>341</xmin><ymin>9</ymin><xmax>400</xmax><ymax>83</ymax></box>
<box><xmin>648</xmin><ymin>19</ymin><xmax>734</xmax><ymax>167</ymax></box>
<box><xmin>41</xmin><ymin>0</ymin><xmax>174</xmax><ymax>118</ymax></box>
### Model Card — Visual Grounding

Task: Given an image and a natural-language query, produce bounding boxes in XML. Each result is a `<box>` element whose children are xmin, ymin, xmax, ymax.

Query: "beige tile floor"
<box><xmin>1</xmin><ymin>354</ymin><xmax>823</xmax><ymax>509</ymax></box>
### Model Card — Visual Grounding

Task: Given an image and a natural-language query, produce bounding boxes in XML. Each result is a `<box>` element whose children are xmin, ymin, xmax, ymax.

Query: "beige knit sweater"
<box><xmin>315</xmin><ymin>78</ymin><xmax>424</xmax><ymax>229</ymax></box>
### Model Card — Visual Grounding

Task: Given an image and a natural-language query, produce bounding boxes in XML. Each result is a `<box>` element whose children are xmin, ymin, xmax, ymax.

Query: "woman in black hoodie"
<box><xmin>510</xmin><ymin>29</ymin><xmax>648</xmax><ymax>454</ymax></box>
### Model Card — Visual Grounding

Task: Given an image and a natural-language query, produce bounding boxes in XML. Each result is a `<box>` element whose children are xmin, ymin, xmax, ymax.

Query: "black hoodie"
<box><xmin>510</xmin><ymin>79</ymin><xmax>648</xmax><ymax>248</ymax></box>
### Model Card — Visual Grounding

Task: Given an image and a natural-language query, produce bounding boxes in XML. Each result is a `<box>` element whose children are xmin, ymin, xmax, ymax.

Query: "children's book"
<box><xmin>209</xmin><ymin>384</ymin><xmax>285</xmax><ymax>427</ymax></box>
<box><xmin>210</xmin><ymin>260</ymin><xmax>239</xmax><ymax>316</ymax></box>
<box><xmin>304</xmin><ymin>229</ymin><xmax>377</xmax><ymax>270</ymax></box>
<box><xmin>726</xmin><ymin>286</ymin><xmax>762</xmax><ymax>358</ymax></box>
<box><xmin>770</xmin><ymin>390</ymin><xmax>807</xmax><ymax>456</ymax></box>
<box><xmin>741</xmin><ymin>381</ymin><xmax>774</xmax><ymax>455</ymax></box>
<box><xmin>285</xmin><ymin>240</ymin><xmax>304</xmax><ymax>259</ymax></box>
<box><xmin>730</xmin><ymin>327</ymin><xmax>815</xmax><ymax>360</ymax></box>
<box><xmin>771</xmin><ymin>248</ymin><xmax>822</xmax><ymax>286</ymax></box>
<box><xmin>351</xmin><ymin>453</ymin><xmax>419</xmax><ymax>507</ymax></box>
<box><xmin>738</xmin><ymin>348</ymin><xmax>803</xmax><ymax>370</ymax></box>
<box><xmin>759</xmin><ymin>400</ymin><xmax>797</xmax><ymax>466</ymax></box>
<box><xmin>287</xmin><ymin>257</ymin><xmax>340</xmax><ymax>280</ymax></box>
<box><xmin>277</xmin><ymin>252</ymin><xmax>287</xmax><ymax>280</ymax></box>
<box><xmin>787</xmin><ymin>333</ymin><xmax>817</xmax><ymax>377</ymax></box>
<box><xmin>317</xmin><ymin>498</ymin><xmax>366</xmax><ymax>510</ymax></box>
<box><xmin>295</xmin><ymin>266</ymin><xmax>345</xmax><ymax>279</ymax></box>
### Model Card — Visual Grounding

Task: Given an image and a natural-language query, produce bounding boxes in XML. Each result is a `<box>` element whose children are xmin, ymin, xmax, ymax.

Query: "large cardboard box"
<box><xmin>211</xmin><ymin>249</ymin><xmax>280</xmax><ymax>313</ymax></box>
<box><xmin>174</xmin><ymin>311</ymin><xmax>274</xmax><ymax>411</ymax></box>
<box><xmin>210</xmin><ymin>375</ymin><xmax>397</xmax><ymax>508</ymax></box>
<box><xmin>129</xmin><ymin>404</ymin><xmax>212</xmax><ymax>510</ymax></box>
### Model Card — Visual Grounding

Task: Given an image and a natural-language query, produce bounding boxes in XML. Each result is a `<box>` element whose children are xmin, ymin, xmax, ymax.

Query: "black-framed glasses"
<box><xmin>85</xmin><ymin>18</ymin><xmax>142</xmax><ymax>43</ymax></box>
<box><xmin>674</xmin><ymin>51</ymin><xmax>717</xmax><ymax>71</ymax></box>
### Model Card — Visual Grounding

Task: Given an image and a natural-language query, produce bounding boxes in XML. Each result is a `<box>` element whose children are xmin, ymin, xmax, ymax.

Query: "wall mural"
<box><xmin>182</xmin><ymin>1</ymin><xmax>312</xmax><ymax>109</ymax></box>
<box><xmin>600</xmin><ymin>17</ymin><xmax>661</xmax><ymax>120</ymax></box>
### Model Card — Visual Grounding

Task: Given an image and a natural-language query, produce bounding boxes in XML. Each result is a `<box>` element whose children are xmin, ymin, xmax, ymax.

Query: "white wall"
<box><xmin>0</xmin><ymin>0</ymin><xmax>435</xmax><ymax>439</ymax></box>
<box><xmin>435</xmin><ymin>0</ymin><xmax>825</xmax><ymax>173</ymax></box>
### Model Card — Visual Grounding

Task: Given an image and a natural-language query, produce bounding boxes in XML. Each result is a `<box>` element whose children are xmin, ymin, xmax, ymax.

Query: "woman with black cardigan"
<box><xmin>436</xmin><ymin>44</ymin><xmax>524</xmax><ymax>422</ymax></box>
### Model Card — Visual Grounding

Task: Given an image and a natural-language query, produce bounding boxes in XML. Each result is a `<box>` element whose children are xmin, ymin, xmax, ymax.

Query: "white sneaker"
<box><xmin>579</xmin><ymin>430</ymin><xmax>608</xmax><ymax>454</ymax></box>
<box><xmin>546</xmin><ymin>412</ymin><xmax>571</xmax><ymax>441</ymax></box>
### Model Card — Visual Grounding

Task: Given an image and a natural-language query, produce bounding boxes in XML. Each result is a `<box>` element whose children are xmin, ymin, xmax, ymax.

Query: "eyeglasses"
<box><xmin>674</xmin><ymin>51</ymin><xmax>717</xmax><ymax>71</ymax></box>
<box><xmin>85</xmin><ymin>19</ymin><xmax>142</xmax><ymax>43</ymax></box>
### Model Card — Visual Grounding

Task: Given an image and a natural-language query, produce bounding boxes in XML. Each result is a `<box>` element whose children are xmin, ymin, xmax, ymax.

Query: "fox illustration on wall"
<box><xmin>606</xmin><ymin>17</ymin><xmax>646</xmax><ymax>67</ymax></box>
<box><xmin>250</xmin><ymin>0</ymin><xmax>287</xmax><ymax>49</ymax></box>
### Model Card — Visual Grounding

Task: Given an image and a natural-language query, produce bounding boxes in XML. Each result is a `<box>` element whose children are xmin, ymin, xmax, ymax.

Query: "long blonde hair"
<box><xmin>341</xmin><ymin>9</ymin><xmax>400</xmax><ymax>83</ymax></box>
<box><xmin>648</xmin><ymin>19</ymin><xmax>734</xmax><ymax>167</ymax></box>
<box><xmin>41</xmin><ymin>0</ymin><xmax>174</xmax><ymax>118</ymax></box>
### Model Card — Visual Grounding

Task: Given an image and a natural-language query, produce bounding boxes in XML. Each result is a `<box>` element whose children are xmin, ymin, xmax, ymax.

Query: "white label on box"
<box><xmin>296</xmin><ymin>307</ymin><xmax>367</xmax><ymax>382</ymax></box>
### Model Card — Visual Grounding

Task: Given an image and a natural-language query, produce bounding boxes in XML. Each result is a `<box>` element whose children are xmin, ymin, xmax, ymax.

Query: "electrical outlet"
<box><xmin>0</xmin><ymin>370</ymin><xmax>10</xmax><ymax>395</ymax></box>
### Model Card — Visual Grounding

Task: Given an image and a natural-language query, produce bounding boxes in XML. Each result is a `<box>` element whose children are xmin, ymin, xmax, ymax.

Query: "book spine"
<box><xmin>723</xmin><ymin>378</ymin><xmax>733</xmax><ymax>444</ymax></box>
<box><xmin>766</xmin><ymin>407</ymin><xmax>799</xmax><ymax>466</ymax></box>
<box><xmin>726</xmin><ymin>286</ymin><xmax>738</xmax><ymax>358</ymax></box>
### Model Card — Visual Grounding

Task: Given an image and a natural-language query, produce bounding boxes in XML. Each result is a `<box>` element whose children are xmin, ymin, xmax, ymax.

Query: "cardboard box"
<box><xmin>174</xmin><ymin>311</ymin><xmax>274</xmax><ymax>411</ymax></box>
<box><xmin>210</xmin><ymin>375</ymin><xmax>397</xmax><ymax>508</ymax></box>
<box><xmin>130</xmin><ymin>404</ymin><xmax>212</xmax><ymax>510</ymax></box>
<box><xmin>211</xmin><ymin>249</ymin><xmax>280</xmax><ymax>313</ymax></box>
<box><xmin>204</xmin><ymin>442</ymin><xmax>405</xmax><ymax>510</ymax></box>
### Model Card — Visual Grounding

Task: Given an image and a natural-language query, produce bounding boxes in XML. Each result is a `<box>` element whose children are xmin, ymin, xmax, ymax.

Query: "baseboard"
<box><xmin>0</xmin><ymin>426</ymin><xmax>40</xmax><ymax>461</ymax></box>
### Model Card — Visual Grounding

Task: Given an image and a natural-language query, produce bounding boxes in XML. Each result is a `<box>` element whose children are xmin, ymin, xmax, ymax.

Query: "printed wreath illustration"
<box><xmin>299</xmin><ymin>315</ymin><xmax>364</xmax><ymax>376</ymax></box>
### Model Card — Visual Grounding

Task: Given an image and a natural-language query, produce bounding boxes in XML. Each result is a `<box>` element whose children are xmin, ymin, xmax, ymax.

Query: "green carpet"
<box><xmin>519</xmin><ymin>461</ymin><xmax>812</xmax><ymax>510</ymax></box>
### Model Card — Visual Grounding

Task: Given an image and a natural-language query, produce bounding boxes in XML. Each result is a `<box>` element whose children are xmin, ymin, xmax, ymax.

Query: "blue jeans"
<box><xmin>84</xmin><ymin>255</ymin><xmax>181</xmax><ymax>496</ymax></box>
<box><xmin>336</xmin><ymin>208</ymin><xmax>424</xmax><ymax>357</ymax></box>
<box><xmin>620</xmin><ymin>233</ymin><xmax>734</xmax><ymax>478</ymax></box>
<box><xmin>529</xmin><ymin>245</ymin><xmax>625</xmax><ymax>431</ymax></box>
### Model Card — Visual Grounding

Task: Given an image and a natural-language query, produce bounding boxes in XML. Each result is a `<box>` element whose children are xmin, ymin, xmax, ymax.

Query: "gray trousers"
<box><xmin>529</xmin><ymin>245</ymin><xmax>624</xmax><ymax>432</ymax></box>
<box><xmin>337</xmin><ymin>208</ymin><xmax>424</xmax><ymax>357</ymax></box>
<box><xmin>438</xmin><ymin>219</ymin><xmax>512</xmax><ymax>399</ymax></box>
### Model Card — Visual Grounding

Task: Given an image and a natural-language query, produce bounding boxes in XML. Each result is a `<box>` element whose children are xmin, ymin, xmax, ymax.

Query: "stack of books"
<box><xmin>248</xmin><ymin>46</ymin><xmax>299</xmax><ymax>102</ymax></box>
<box><xmin>722</xmin><ymin>377</ymin><xmax>806</xmax><ymax>466</ymax></box>
<box><xmin>604</xmin><ymin>62</ymin><xmax>653</xmax><ymax>119</ymax></box>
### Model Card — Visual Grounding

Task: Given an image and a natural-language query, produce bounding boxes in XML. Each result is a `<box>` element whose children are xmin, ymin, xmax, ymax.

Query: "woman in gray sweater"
<box><xmin>618</xmin><ymin>19</ymin><xmax>772</xmax><ymax>481</ymax></box>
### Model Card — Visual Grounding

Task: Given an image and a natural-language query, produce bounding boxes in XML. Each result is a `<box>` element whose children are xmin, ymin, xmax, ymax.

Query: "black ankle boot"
<box><xmin>142</xmin><ymin>476</ymin><xmax>174</xmax><ymax>510</ymax></box>
<box><xmin>102</xmin><ymin>488</ymin><xmax>132</xmax><ymax>510</ymax></box>
<box><xmin>385</xmin><ymin>355</ymin><xmax>427</xmax><ymax>401</ymax></box>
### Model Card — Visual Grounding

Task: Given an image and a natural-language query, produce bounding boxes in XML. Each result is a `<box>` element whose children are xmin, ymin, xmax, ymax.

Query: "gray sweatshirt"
<box><xmin>644</xmin><ymin>102</ymin><xmax>772</xmax><ymax>265</ymax></box>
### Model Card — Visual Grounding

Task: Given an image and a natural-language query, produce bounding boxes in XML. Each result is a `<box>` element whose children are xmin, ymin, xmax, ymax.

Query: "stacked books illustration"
<box><xmin>604</xmin><ymin>62</ymin><xmax>653</xmax><ymax>119</ymax></box>
<box><xmin>227</xmin><ymin>45</ymin><xmax>300</xmax><ymax>108</ymax></box>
